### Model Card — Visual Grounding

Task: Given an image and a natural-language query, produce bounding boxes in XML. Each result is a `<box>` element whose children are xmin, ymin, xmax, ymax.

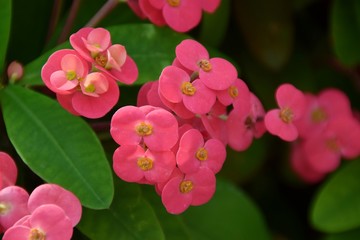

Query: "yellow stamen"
<box><xmin>66</xmin><ymin>70</ymin><xmax>77</xmax><ymax>80</ymax></box>
<box><xmin>229</xmin><ymin>86</ymin><xmax>239</xmax><ymax>98</ymax></box>
<box><xmin>0</xmin><ymin>202</ymin><xmax>10</xmax><ymax>215</ymax></box>
<box><xmin>166</xmin><ymin>0</ymin><xmax>180</xmax><ymax>7</ymax></box>
<box><xmin>85</xmin><ymin>84</ymin><xmax>96</xmax><ymax>93</ymax></box>
<box><xmin>137</xmin><ymin>156</ymin><xmax>153</xmax><ymax>171</ymax></box>
<box><xmin>198</xmin><ymin>59</ymin><xmax>212</xmax><ymax>72</ymax></box>
<box><xmin>181</xmin><ymin>82</ymin><xmax>196</xmax><ymax>96</ymax></box>
<box><xmin>95</xmin><ymin>54</ymin><xmax>108</xmax><ymax>67</ymax></box>
<box><xmin>29</xmin><ymin>228</ymin><xmax>46</xmax><ymax>240</ymax></box>
<box><xmin>196</xmin><ymin>147</ymin><xmax>208</xmax><ymax>161</ymax></box>
<box><xmin>179</xmin><ymin>180</ymin><xmax>193</xmax><ymax>193</ymax></box>
<box><xmin>279</xmin><ymin>107</ymin><xmax>294</xmax><ymax>124</ymax></box>
<box><xmin>311</xmin><ymin>108</ymin><xmax>327</xmax><ymax>123</ymax></box>
<box><xmin>136</xmin><ymin>122</ymin><xmax>153</xmax><ymax>136</ymax></box>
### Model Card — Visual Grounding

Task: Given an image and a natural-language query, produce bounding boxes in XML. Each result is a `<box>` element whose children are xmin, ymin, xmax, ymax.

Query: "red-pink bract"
<box><xmin>0</xmin><ymin>152</ymin><xmax>17</xmax><ymax>190</ymax></box>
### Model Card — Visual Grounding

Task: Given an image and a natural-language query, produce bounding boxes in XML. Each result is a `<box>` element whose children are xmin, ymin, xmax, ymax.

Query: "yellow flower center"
<box><xmin>84</xmin><ymin>83</ymin><xmax>96</xmax><ymax>93</ymax></box>
<box><xmin>179</xmin><ymin>180</ymin><xmax>193</xmax><ymax>193</ymax></box>
<box><xmin>311</xmin><ymin>108</ymin><xmax>327</xmax><ymax>123</ymax></box>
<box><xmin>228</xmin><ymin>86</ymin><xmax>239</xmax><ymax>98</ymax></box>
<box><xmin>95</xmin><ymin>53</ymin><xmax>108</xmax><ymax>67</ymax></box>
<box><xmin>66</xmin><ymin>70</ymin><xmax>77</xmax><ymax>80</ymax></box>
<box><xmin>198</xmin><ymin>59</ymin><xmax>212</xmax><ymax>72</ymax></box>
<box><xmin>326</xmin><ymin>139</ymin><xmax>340</xmax><ymax>151</ymax></box>
<box><xmin>0</xmin><ymin>202</ymin><xmax>10</xmax><ymax>215</ymax></box>
<box><xmin>196</xmin><ymin>147</ymin><xmax>208</xmax><ymax>161</ymax></box>
<box><xmin>279</xmin><ymin>107</ymin><xmax>294</xmax><ymax>124</ymax></box>
<box><xmin>29</xmin><ymin>228</ymin><xmax>46</xmax><ymax>240</ymax></box>
<box><xmin>166</xmin><ymin>0</ymin><xmax>180</xmax><ymax>7</ymax></box>
<box><xmin>136</xmin><ymin>122</ymin><xmax>153</xmax><ymax>136</ymax></box>
<box><xmin>137</xmin><ymin>156</ymin><xmax>154</xmax><ymax>171</ymax></box>
<box><xmin>181</xmin><ymin>82</ymin><xmax>196</xmax><ymax>96</ymax></box>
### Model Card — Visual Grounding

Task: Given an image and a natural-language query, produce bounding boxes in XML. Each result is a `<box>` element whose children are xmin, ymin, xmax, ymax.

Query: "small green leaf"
<box><xmin>0</xmin><ymin>85</ymin><xmax>113</xmax><ymax>209</ymax></box>
<box><xmin>0</xmin><ymin>0</ymin><xmax>11</xmax><ymax>75</ymax></box>
<box><xmin>331</xmin><ymin>0</ymin><xmax>360</xmax><ymax>66</ymax></box>
<box><xmin>234</xmin><ymin>0</ymin><xmax>294</xmax><ymax>71</ymax></box>
<box><xmin>77</xmin><ymin>180</ymin><xmax>165</xmax><ymax>240</ymax></box>
<box><xmin>324</xmin><ymin>227</ymin><xmax>360</xmax><ymax>240</ymax></box>
<box><xmin>311</xmin><ymin>158</ymin><xmax>360</xmax><ymax>233</ymax></box>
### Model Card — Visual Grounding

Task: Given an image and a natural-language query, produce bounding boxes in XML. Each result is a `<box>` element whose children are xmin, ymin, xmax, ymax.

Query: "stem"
<box><xmin>85</xmin><ymin>0</ymin><xmax>119</xmax><ymax>27</ymax></box>
<box><xmin>58</xmin><ymin>0</ymin><xmax>82</xmax><ymax>43</ymax></box>
<box><xmin>46</xmin><ymin>0</ymin><xmax>64</xmax><ymax>44</ymax></box>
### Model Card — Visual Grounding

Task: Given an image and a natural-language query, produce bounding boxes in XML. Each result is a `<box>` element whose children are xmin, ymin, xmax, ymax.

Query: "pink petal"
<box><xmin>50</xmin><ymin>71</ymin><xmax>78</xmax><ymax>91</ymax></box>
<box><xmin>7</xmin><ymin>61</ymin><xmax>24</xmax><ymax>80</ymax></box>
<box><xmin>148</xmin><ymin>0</ymin><xmax>164</xmax><ymax>9</ymax></box>
<box><xmin>113</xmin><ymin>145</ymin><xmax>147</xmax><ymax>183</ymax></box>
<box><xmin>176</xmin><ymin>129</ymin><xmax>204</xmax><ymax>174</ymax></box>
<box><xmin>107</xmin><ymin>56</ymin><xmax>139</xmax><ymax>85</ymax></box>
<box><xmin>161</xmin><ymin>175</ymin><xmax>192</xmax><ymax>214</ymax></box>
<box><xmin>85</xmin><ymin>28</ymin><xmax>111</xmax><ymax>53</ymax></box>
<box><xmin>201</xmin><ymin>0</ymin><xmax>221</xmax><ymax>13</ymax></box>
<box><xmin>275</xmin><ymin>83</ymin><xmax>305</xmax><ymax>118</ymax></box>
<box><xmin>217</xmin><ymin>78</ymin><xmax>250</xmax><ymax>106</ymax></box>
<box><xmin>105</xmin><ymin>44</ymin><xmax>127</xmax><ymax>71</ymax></box>
<box><xmin>159</xmin><ymin>93</ymin><xmax>195</xmax><ymax>119</ymax></box>
<box><xmin>147</xmin><ymin>80</ymin><xmax>171</xmax><ymax>110</ymax></box>
<box><xmin>137</xmin><ymin>81</ymin><xmax>153</xmax><ymax>106</ymax></box>
<box><xmin>265</xmin><ymin>109</ymin><xmax>299</xmax><ymax>141</ymax></box>
<box><xmin>200</xmin><ymin>113</ymin><xmax>228</xmax><ymax>145</ymax></box>
<box><xmin>175</xmin><ymin>39</ymin><xmax>209</xmax><ymax>71</ymax></box>
<box><xmin>28</xmin><ymin>184</ymin><xmax>82</xmax><ymax>227</ymax></box>
<box><xmin>163</xmin><ymin>0</ymin><xmax>202</xmax><ymax>32</ymax></box>
<box><xmin>143</xmin><ymin>149</ymin><xmax>176</xmax><ymax>183</ymax></box>
<box><xmin>182</xmin><ymin>79</ymin><xmax>216</xmax><ymax>114</ymax></box>
<box><xmin>144</xmin><ymin>108</ymin><xmax>179</xmax><ymax>151</ymax></box>
<box><xmin>139</xmin><ymin>0</ymin><xmax>166</xmax><ymax>26</ymax></box>
<box><xmin>159</xmin><ymin>66</ymin><xmax>189</xmax><ymax>103</ymax></box>
<box><xmin>203</xmin><ymin>139</ymin><xmax>226</xmax><ymax>174</ymax></box>
<box><xmin>318</xmin><ymin>88</ymin><xmax>352</xmax><ymax>118</ymax></box>
<box><xmin>60</xmin><ymin>54</ymin><xmax>85</xmax><ymax>76</ymax></box>
<box><xmin>226</xmin><ymin>110</ymin><xmax>254</xmax><ymax>151</ymax></box>
<box><xmin>111</xmin><ymin>106</ymin><xmax>145</xmax><ymax>145</ymax></box>
<box><xmin>56</xmin><ymin>93</ymin><xmax>80</xmax><ymax>116</ymax></box>
<box><xmin>186</xmin><ymin>168</ymin><xmax>216</xmax><ymax>206</ymax></box>
<box><xmin>0</xmin><ymin>152</ymin><xmax>17</xmax><ymax>189</ymax></box>
<box><xmin>69</xmin><ymin>27</ymin><xmax>96</xmax><ymax>62</ymax></box>
<box><xmin>29</xmin><ymin>204</ymin><xmax>73</xmax><ymax>240</ymax></box>
<box><xmin>199</xmin><ymin>58</ymin><xmax>237</xmax><ymax>90</ymax></box>
<box><xmin>3</xmin><ymin>225</ymin><xmax>31</xmax><ymax>240</ymax></box>
<box><xmin>72</xmin><ymin>76</ymin><xmax>119</xmax><ymax>118</ymax></box>
<box><xmin>127</xmin><ymin>0</ymin><xmax>147</xmax><ymax>19</ymax></box>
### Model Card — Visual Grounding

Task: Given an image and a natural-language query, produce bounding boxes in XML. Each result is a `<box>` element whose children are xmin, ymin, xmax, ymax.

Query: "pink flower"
<box><xmin>201</xmin><ymin>0</ymin><xmax>221</xmax><ymax>13</ymax></box>
<box><xmin>175</xmin><ymin>39</ymin><xmax>237</xmax><ymax>91</ymax></box>
<box><xmin>3</xmin><ymin>204</ymin><xmax>73</xmax><ymax>240</ymax></box>
<box><xmin>27</xmin><ymin>184</ymin><xmax>82</xmax><ymax>227</ymax></box>
<box><xmin>139</xmin><ymin>0</ymin><xmax>166</xmax><ymax>26</ymax></box>
<box><xmin>264</xmin><ymin>83</ymin><xmax>305</xmax><ymax>142</ymax></box>
<box><xmin>0</xmin><ymin>152</ymin><xmax>17</xmax><ymax>190</ymax></box>
<box><xmin>56</xmin><ymin>72</ymin><xmax>120</xmax><ymax>119</ymax></box>
<box><xmin>113</xmin><ymin>145</ymin><xmax>176</xmax><ymax>183</ymax></box>
<box><xmin>161</xmin><ymin>167</ymin><xmax>216</xmax><ymax>214</ymax></box>
<box><xmin>217</xmin><ymin>78</ymin><xmax>250</xmax><ymax>107</ymax></box>
<box><xmin>7</xmin><ymin>61</ymin><xmax>24</xmax><ymax>82</ymax></box>
<box><xmin>159</xmin><ymin>65</ymin><xmax>216</xmax><ymax>114</ymax></box>
<box><xmin>176</xmin><ymin>129</ymin><xmax>226</xmax><ymax>174</ymax></box>
<box><xmin>227</xmin><ymin>92</ymin><xmax>266</xmax><ymax>151</ymax></box>
<box><xmin>41</xmin><ymin>49</ymin><xmax>89</xmax><ymax>94</ymax></box>
<box><xmin>0</xmin><ymin>186</ymin><xmax>29</xmax><ymax>231</ymax></box>
<box><xmin>110</xmin><ymin>105</ymin><xmax>179</xmax><ymax>151</ymax></box>
<box><xmin>70</xmin><ymin>27</ymin><xmax>138</xmax><ymax>84</ymax></box>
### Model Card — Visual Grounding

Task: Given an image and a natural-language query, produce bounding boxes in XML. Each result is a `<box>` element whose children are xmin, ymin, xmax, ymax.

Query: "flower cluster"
<box><xmin>290</xmin><ymin>88</ymin><xmax>360</xmax><ymax>183</ymax></box>
<box><xmin>127</xmin><ymin>0</ymin><xmax>221</xmax><ymax>32</ymax></box>
<box><xmin>111</xmin><ymin>39</ymin><xmax>266</xmax><ymax>214</ymax></box>
<box><xmin>0</xmin><ymin>152</ymin><xmax>82</xmax><ymax>239</ymax></box>
<box><xmin>41</xmin><ymin>27</ymin><xmax>138</xmax><ymax>118</ymax></box>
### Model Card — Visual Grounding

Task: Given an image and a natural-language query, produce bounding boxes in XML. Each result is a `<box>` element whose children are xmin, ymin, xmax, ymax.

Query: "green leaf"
<box><xmin>324</xmin><ymin>227</ymin><xmax>360</xmax><ymax>240</ymax></box>
<box><xmin>311</xmin><ymin>158</ymin><xmax>360</xmax><ymax>233</ymax></box>
<box><xmin>0</xmin><ymin>85</ymin><xmax>113</xmax><ymax>209</ymax></box>
<box><xmin>331</xmin><ymin>0</ymin><xmax>360</xmax><ymax>66</ymax></box>
<box><xmin>77</xmin><ymin>180</ymin><xmax>165</xmax><ymax>240</ymax></box>
<box><xmin>234</xmin><ymin>0</ymin><xmax>294</xmax><ymax>71</ymax></box>
<box><xmin>143</xmin><ymin>179</ymin><xmax>271</xmax><ymax>240</ymax></box>
<box><xmin>0</xmin><ymin>0</ymin><xmax>11</xmax><ymax>75</ymax></box>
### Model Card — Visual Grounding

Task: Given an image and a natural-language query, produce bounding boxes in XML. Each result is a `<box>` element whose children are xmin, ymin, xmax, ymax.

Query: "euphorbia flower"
<box><xmin>175</xmin><ymin>39</ymin><xmax>237</xmax><ymax>90</ymax></box>
<box><xmin>7</xmin><ymin>61</ymin><xmax>24</xmax><ymax>82</ymax></box>
<box><xmin>56</xmin><ymin>72</ymin><xmax>120</xmax><ymax>119</ymax></box>
<box><xmin>264</xmin><ymin>83</ymin><xmax>305</xmax><ymax>142</ymax></box>
<box><xmin>216</xmin><ymin>78</ymin><xmax>250</xmax><ymax>107</ymax></box>
<box><xmin>139</xmin><ymin>0</ymin><xmax>166</xmax><ymax>26</ymax></box>
<box><xmin>27</xmin><ymin>184</ymin><xmax>82</xmax><ymax>227</ymax></box>
<box><xmin>159</xmin><ymin>65</ymin><xmax>216</xmax><ymax>114</ymax></box>
<box><xmin>0</xmin><ymin>152</ymin><xmax>17</xmax><ymax>190</ymax></box>
<box><xmin>41</xmin><ymin>49</ymin><xmax>89</xmax><ymax>94</ymax></box>
<box><xmin>161</xmin><ymin>167</ymin><xmax>216</xmax><ymax>214</ymax></box>
<box><xmin>111</xmin><ymin>105</ymin><xmax>179</xmax><ymax>151</ymax></box>
<box><xmin>70</xmin><ymin>27</ymin><xmax>138</xmax><ymax>84</ymax></box>
<box><xmin>176</xmin><ymin>129</ymin><xmax>226</xmax><ymax>174</ymax></box>
<box><xmin>201</xmin><ymin>0</ymin><xmax>221</xmax><ymax>13</ymax></box>
<box><xmin>0</xmin><ymin>186</ymin><xmax>29</xmax><ymax>231</ymax></box>
<box><xmin>113</xmin><ymin>145</ymin><xmax>176</xmax><ymax>183</ymax></box>
<box><xmin>3</xmin><ymin>204</ymin><xmax>73</xmax><ymax>240</ymax></box>
<box><xmin>227</xmin><ymin>92</ymin><xmax>266</xmax><ymax>151</ymax></box>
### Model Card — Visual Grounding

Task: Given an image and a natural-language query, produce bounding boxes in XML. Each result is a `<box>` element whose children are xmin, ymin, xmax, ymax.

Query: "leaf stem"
<box><xmin>85</xmin><ymin>0</ymin><xmax>120</xmax><ymax>28</ymax></box>
<box><xmin>58</xmin><ymin>0</ymin><xmax>83</xmax><ymax>44</ymax></box>
<box><xmin>46</xmin><ymin>0</ymin><xmax>64</xmax><ymax>44</ymax></box>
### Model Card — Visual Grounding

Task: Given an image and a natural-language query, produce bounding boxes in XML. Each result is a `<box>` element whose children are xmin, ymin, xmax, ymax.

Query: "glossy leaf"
<box><xmin>0</xmin><ymin>85</ymin><xmax>113</xmax><ymax>209</ymax></box>
<box><xmin>311</xmin><ymin>158</ymin><xmax>360</xmax><ymax>233</ymax></box>
<box><xmin>143</xmin><ymin>179</ymin><xmax>270</xmax><ymax>240</ymax></box>
<box><xmin>77</xmin><ymin>180</ymin><xmax>165</xmax><ymax>240</ymax></box>
<box><xmin>234</xmin><ymin>0</ymin><xmax>294</xmax><ymax>71</ymax></box>
<box><xmin>325</xmin><ymin>227</ymin><xmax>360</xmax><ymax>240</ymax></box>
<box><xmin>331</xmin><ymin>0</ymin><xmax>360</xmax><ymax>66</ymax></box>
<box><xmin>0</xmin><ymin>0</ymin><xmax>11</xmax><ymax>75</ymax></box>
